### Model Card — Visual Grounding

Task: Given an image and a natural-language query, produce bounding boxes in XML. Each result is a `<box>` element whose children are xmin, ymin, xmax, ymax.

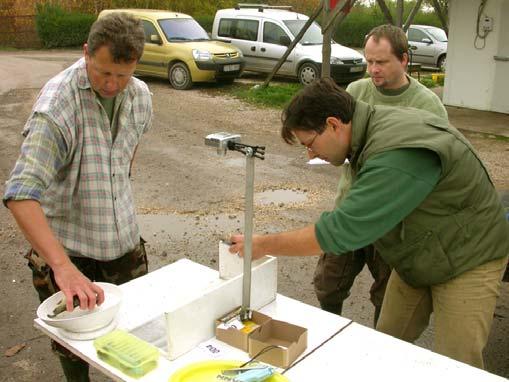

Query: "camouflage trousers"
<box><xmin>313</xmin><ymin>244</ymin><xmax>391</xmax><ymax>326</ymax></box>
<box><xmin>26</xmin><ymin>239</ymin><xmax>148</xmax><ymax>382</ymax></box>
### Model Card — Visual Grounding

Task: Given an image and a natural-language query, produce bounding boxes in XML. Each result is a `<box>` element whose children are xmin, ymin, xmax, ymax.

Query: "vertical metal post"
<box><xmin>240</xmin><ymin>148</ymin><xmax>255</xmax><ymax>320</ymax></box>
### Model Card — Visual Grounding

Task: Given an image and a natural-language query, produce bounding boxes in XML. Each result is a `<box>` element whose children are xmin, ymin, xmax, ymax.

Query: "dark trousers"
<box><xmin>26</xmin><ymin>239</ymin><xmax>148</xmax><ymax>382</ymax></box>
<box><xmin>313</xmin><ymin>245</ymin><xmax>391</xmax><ymax>326</ymax></box>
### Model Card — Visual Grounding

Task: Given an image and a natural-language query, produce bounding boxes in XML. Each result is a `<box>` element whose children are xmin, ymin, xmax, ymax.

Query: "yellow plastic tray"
<box><xmin>169</xmin><ymin>360</ymin><xmax>289</xmax><ymax>382</ymax></box>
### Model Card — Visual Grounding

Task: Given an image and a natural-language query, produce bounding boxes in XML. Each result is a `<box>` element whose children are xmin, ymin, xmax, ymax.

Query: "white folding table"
<box><xmin>34</xmin><ymin>259</ymin><xmax>506</xmax><ymax>382</ymax></box>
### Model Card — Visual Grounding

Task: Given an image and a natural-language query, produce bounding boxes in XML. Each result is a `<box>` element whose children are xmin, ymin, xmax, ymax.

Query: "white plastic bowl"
<box><xmin>37</xmin><ymin>282</ymin><xmax>122</xmax><ymax>333</ymax></box>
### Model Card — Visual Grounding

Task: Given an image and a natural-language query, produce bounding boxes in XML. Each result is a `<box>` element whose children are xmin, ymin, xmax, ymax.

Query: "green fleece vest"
<box><xmin>350</xmin><ymin>101</ymin><xmax>509</xmax><ymax>287</ymax></box>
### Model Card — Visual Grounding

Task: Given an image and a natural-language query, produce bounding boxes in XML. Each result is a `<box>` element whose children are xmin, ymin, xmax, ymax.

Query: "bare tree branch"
<box><xmin>376</xmin><ymin>0</ymin><xmax>394</xmax><ymax>25</ymax></box>
<box><xmin>323</xmin><ymin>0</ymin><xmax>358</xmax><ymax>78</ymax></box>
<box><xmin>261</xmin><ymin>1</ymin><xmax>324</xmax><ymax>88</ymax></box>
<box><xmin>403</xmin><ymin>0</ymin><xmax>424</xmax><ymax>31</ymax></box>
<box><xmin>323</xmin><ymin>0</ymin><xmax>356</xmax><ymax>32</ymax></box>
<box><xmin>431</xmin><ymin>0</ymin><xmax>449</xmax><ymax>34</ymax></box>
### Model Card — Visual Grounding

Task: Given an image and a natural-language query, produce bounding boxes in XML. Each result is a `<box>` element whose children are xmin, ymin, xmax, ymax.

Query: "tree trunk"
<box><xmin>376</xmin><ymin>0</ymin><xmax>394</xmax><ymax>25</ymax></box>
<box><xmin>322</xmin><ymin>0</ymin><xmax>332</xmax><ymax>78</ymax></box>
<box><xmin>396</xmin><ymin>0</ymin><xmax>404</xmax><ymax>27</ymax></box>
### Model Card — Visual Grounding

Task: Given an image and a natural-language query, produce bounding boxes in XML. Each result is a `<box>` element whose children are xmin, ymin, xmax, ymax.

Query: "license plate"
<box><xmin>223</xmin><ymin>64</ymin><xmax>240</xmax><ymax>72</ymax></box>
<box><xmin>350</xmin><ymin>66</ymin><xmax>364</xmax><ymax>73</ymax></box>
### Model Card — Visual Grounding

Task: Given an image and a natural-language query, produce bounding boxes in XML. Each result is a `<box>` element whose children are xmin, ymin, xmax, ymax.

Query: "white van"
<box><xmin>212</xmin><ymin>4</ymin><xmax>367</xmax><ymax>85</ymax></box>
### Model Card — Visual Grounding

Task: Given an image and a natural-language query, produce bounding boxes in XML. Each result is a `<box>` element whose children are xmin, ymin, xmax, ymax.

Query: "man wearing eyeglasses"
<box><xmin>229</xmin><ymin>78</ymin><xmax>508</xmax><ymax>369</ymax></box>
<box><xmin>313</xmin><ymin>24</ymin><xmax>448</xmax><ymax>326</ymax></box>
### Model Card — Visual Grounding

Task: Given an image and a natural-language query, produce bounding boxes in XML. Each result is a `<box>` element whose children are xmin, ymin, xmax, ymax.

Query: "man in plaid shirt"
<box><xmin>4</xmin><ymin>13</ymin><xmax>152</xmax><ymax>381</ymax></box>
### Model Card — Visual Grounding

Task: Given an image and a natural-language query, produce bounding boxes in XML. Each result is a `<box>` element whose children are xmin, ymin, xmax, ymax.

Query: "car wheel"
<box><xmin>298</xmin><ymin>62</ymin><xmax>320</xmax><ymax>86</ymax></box>
<box><xmin>168</xmin><ymin>62</ymin><xmax>193</xmax><ymax>90</ymax></box>
<box><xmin>437</xmin><ymin>55</ymin><xmax>446</xmax><ymax>72</ymax></box>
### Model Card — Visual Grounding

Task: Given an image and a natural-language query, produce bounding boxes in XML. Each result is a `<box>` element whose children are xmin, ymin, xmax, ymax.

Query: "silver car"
<box><xmin>407</xmin><ymin>25</ymin><xmax>447</xmax><ymax>71</ymax></box>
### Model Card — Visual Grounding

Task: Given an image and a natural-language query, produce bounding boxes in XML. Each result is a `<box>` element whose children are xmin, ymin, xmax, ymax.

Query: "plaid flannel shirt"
<box><xmin>4</xmin><ymin>58</ymin><xmax>153</xmax><ymax>260</ymax></box>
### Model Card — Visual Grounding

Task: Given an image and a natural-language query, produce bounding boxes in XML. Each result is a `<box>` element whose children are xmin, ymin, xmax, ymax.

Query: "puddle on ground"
<box><xmin>254</xmin><ymin>189</ymin><xmax>308</xmax><ymax>206</ymax></box>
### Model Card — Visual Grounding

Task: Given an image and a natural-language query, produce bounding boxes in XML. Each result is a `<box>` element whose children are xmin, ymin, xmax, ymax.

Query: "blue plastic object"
<box><xmin>234</xmin><ymin>367</ymin><xmax>275</xmax><ymax>382</ymax></box>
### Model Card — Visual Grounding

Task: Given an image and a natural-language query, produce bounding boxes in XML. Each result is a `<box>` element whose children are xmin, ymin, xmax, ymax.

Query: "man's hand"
<box><xmin>229</xmin><ymin>234</ymin><xmax>267</xmax><ymax>260</ymax></box>
<box><xmin>7</xmin><ymin>200</ymin><xmax>106</xmax><ymax>312</ymax></box>
<box><xmin>52</xmin><ymin>261</ymin><xmax>105</xmax><ymax>311</ymax></box>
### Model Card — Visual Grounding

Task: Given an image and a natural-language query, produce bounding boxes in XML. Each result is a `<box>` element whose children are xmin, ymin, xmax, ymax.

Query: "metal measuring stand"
<box><xmin>204</xmin><ymin>133</ymin><xmax>265</xmax><ymax>321</ymax></box>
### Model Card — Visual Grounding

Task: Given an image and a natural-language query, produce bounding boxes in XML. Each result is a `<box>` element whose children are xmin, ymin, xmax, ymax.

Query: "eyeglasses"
<box><xmin>303</xmin><ymin>133</ymin><xmax>319</xmax><ymax>152</ymax></box>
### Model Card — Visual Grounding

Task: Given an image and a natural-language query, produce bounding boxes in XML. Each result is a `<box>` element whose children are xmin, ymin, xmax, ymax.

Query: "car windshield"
<box><xmin>426</xmin><ymin>27</ymin><xmax>448</xmax><ymax>42</ymax></box>
<box><xmin>283</xmin><ymin>20</ymin><xmax>323</xmax><ymax>45</ymax></box>
<box><xmin>158</xmin><ymin>18</ymin><xmax>210</xmax><ymax>42</ymax></box>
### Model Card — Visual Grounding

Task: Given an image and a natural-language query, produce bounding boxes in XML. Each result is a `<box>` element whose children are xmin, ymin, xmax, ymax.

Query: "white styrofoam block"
<box><xmin>218</xmin><ymin>240</ymin><xmax>267</xmax><ymax>280</ymax></box>
<box><xmin>117</xmin><ymin>259</ymin><xmax>220</xmax><ymax>331</ymax></box>
<box><xmin>165</xmin><ymin>256</ymin><xmax>277</xmax><ymax>360</ymax></box>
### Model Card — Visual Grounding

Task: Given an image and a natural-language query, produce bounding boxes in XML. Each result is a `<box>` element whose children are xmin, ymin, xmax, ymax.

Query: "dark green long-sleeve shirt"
<box><xmin>315</xmin><ymin>148</ymin><xmax>441</xmax><ymax>254</ymax></box>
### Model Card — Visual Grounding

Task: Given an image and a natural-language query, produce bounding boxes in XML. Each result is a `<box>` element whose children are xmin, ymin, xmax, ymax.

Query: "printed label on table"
<box><xmin>198</xmin><ymin>340</ymin><xmax>224</xmax><ymax>358</ymax></box>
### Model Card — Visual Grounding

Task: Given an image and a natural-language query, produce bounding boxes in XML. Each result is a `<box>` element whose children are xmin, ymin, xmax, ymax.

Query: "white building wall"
<box><xmin>443</xmin><ymin>0</ymin><xmax>509</xmax><ymax>113</ymax></box>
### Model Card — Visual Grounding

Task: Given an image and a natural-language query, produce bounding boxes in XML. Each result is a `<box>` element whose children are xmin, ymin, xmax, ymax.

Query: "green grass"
<box><xmin>228</xmin><ymin>74</ymin><xmax>446</xmax><ymax>108</ymax></box>
<box><xmin>481</xmin><ymin>133</ymin><xmax>509</xmax><ymax>142</ymax></box>
<box><xmin>419</xmin><ymin>77</ymin><xmax>437</xmax><ymax>88</ymax></box>
<box><xmin>0</xmin><ymin>46</ymin><xmax>20</xmax><ymax>51</ymax></box>
<box><xmin>230</xmin><ymin>83</ymin><xmax>302</xmax><ymax>109</ymax></box>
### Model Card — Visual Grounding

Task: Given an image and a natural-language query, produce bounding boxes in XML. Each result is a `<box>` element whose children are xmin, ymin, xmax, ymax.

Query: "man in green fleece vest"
<box><xmin>228</xmin><ymin>78</ymin><xmax>508</xmax><ymax>369</ymax></box>
<box><xmin>314</xmin><ymin>25</ymin><xmax>447</xmax><ymax>326</ymax></box>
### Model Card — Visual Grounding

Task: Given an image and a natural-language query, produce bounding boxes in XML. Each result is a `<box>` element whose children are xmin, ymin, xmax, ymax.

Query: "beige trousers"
<box><xmin>376</xmin><ymin>256</ymin><xmax>508</xmax><ymax>369</ymax></box>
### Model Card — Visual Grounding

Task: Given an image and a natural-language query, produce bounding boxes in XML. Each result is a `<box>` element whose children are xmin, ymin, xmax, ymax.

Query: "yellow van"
<box><xmin>99</xmin><ymin>9</ymin><xmax>245</xmax><ymax>90</ymax></box>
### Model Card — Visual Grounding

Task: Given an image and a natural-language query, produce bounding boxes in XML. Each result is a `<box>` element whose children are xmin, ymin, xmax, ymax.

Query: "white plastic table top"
<box><xmin>34</xmin><ymin>259</ymin><xmax>506</xmax><ymax>382</ymax></box>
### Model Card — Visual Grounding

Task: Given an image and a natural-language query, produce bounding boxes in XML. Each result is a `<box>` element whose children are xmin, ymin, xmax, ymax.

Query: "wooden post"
<box><xmin>322</xmin><ymin>0</ymin><xmax>356</xmax><ymax>78</ymax></box>
<box><xmin>396</xmin><ymin>0</ymin><xmax>404</xmax><ymax>27</ymax></box>
<box><xmin>321</xmin><ymin>0</ymin><xmax>332</xmax><ymax>78</ymax></box>
<box><xmin>261</xmin><ymin>2</ymin><xmax>324</xmax><ymax>88</ymax></box>
<box><xmin>321</xmin><ymin>0</ymin><xmax>356</xmax><ymax>79</ymax></box>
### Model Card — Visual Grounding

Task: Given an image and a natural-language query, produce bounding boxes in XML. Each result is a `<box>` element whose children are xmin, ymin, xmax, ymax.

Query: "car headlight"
<box><xmin>192</xmin><ymin>49</ymin><xmax>213</xmax><ymax>61</ymax></box>
<box><xmin>330</xmin><ymin>56</ymin><xmax>344</xmax><ymax>65</ymax></box>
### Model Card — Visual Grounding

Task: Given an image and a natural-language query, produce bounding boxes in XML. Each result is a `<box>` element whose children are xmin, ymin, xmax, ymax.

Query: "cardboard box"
<box><xmin>248</xmin><ymin>319</ymin><xmax>307</xmax><ymax>368</ymax></box>
<box><xmin>215</xmin><ymin>310</ymin><xmax>272</xmax><ymax>352</ymax></box>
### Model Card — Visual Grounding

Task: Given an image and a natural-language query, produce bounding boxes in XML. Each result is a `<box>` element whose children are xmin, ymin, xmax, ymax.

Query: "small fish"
<box><xmin>48</xmin><ymin>296</ymin><xmax>80</xmax><ymax>318</ymax></box>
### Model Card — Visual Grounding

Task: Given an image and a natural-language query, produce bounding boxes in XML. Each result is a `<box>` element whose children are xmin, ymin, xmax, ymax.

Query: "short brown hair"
<box><xmin>365</xmin><ymin>24</ymin><xmax>408</xmax><ymax>62</ymax></box>
<box><xmin>87</xmin><ymin>12</ymin><xmax>145</xmax><ymax>63</ymax></box>
<box><xmin>281</xmin><ymin>78</ymin><xmax>356</xmax><ymax>144</ymax></box>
